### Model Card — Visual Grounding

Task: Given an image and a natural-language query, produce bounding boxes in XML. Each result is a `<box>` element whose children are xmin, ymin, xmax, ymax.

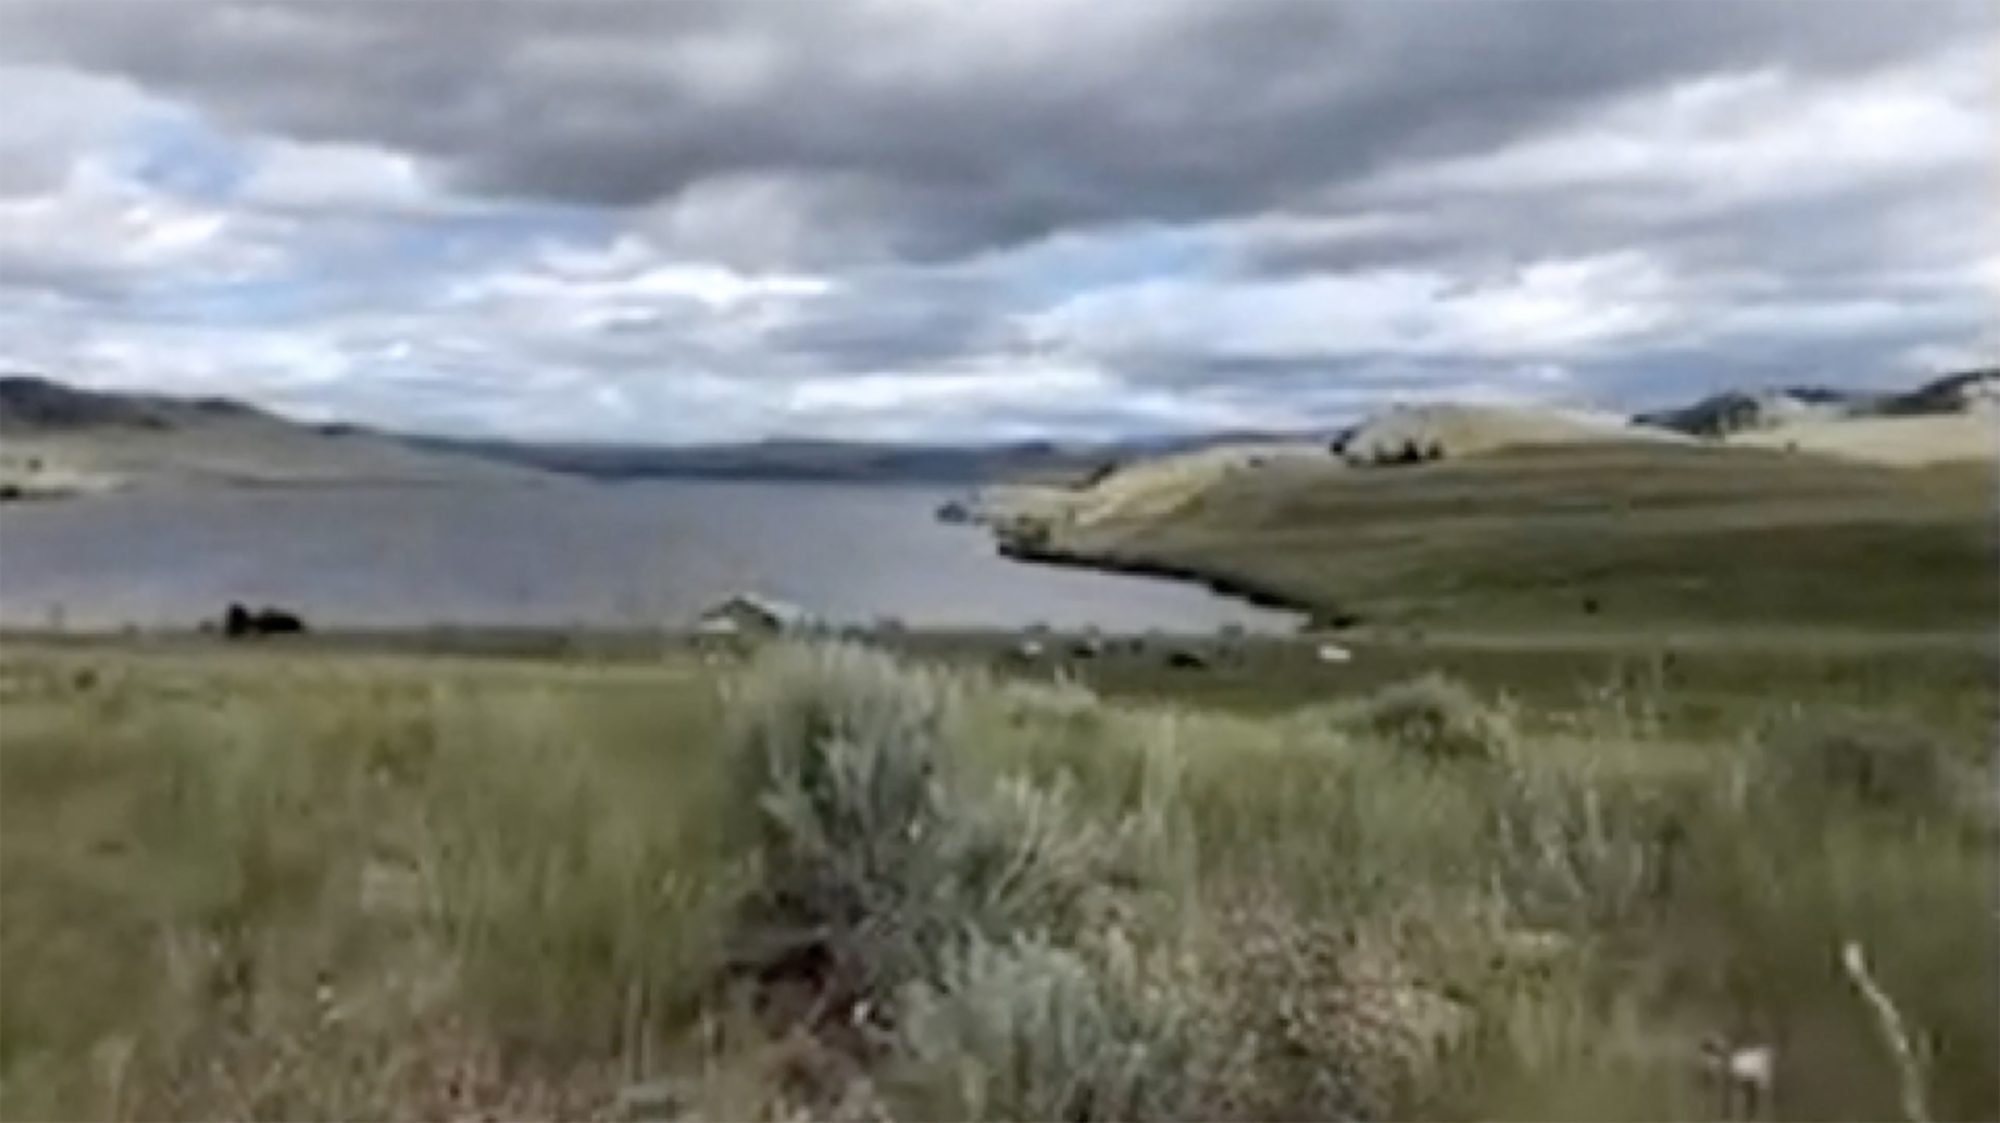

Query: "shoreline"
<box><xmin>993</xmin><ymin>537</ymin><xmax>1315</xmax><ymax>617</ymax></box>
<box><xmin>971</xmin><ymin>477</ymin><xmax>1328</xmax><ymax>626</ymax></box>
<box><xmin>5</xmin><ymin>623</ymin><xmax>1991</xmax><ymax>662</ymax></box>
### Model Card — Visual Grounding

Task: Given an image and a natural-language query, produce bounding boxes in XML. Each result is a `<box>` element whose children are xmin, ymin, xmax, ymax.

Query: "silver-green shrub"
<box><xmin>726</xmin><ymin>644</ymin><xmax>1129</xmax><ymax>1010</ymax></box>
<box><xmin>891</xmin><ymin>932</ymin><xmax>1205</xmax><ymax>1122</ymax></box>
<box><xmin>1753</xmin><ymin>712</ymin><xmax>1964</xmax><ymax>812</ymax></box>
<box><xmin>1343</xmin><ymin>673</ymin><xmax>1515</xmax><ymax>763</ymax></box>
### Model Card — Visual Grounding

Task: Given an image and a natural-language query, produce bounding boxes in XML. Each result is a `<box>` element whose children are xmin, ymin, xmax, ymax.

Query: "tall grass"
<box><xmin>2</xmin><ymin>644</ymin><xmax>1992</xmax><ymax>1120</ymax></box>
<box><xmin>0</xmin><ymin>655</ymin><xmax>739</xmax><ymax>1119</ymax></box>
<box><xmin>420</xmin><ymin>684</ymin><xmax>743</xmax><ymax>1059</ymax></box>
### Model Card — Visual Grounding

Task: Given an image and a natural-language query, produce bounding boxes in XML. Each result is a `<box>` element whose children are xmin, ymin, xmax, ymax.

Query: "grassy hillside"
<box><xmin>985</xmin><ymin>440</ymin><xmax>1330</xmax><ymax>529</ymax></box>
<box><xmin>0</xmin><ymin>374</ymin><xmax>267</xmax><ymax>431</ymax></box>
<box><xmin>1731</xmin><ymin>413</ymin><xmax>1998</xmax><ymax>466</ymax></box>
<box><xmin>1012</xmin><ymin>441</ymin><xmax>1998</xmax><ymax>632</ymax></box>
<box><xmin>1333</xmin><ymin>403</ymin><xmax>1684</xmax><ymax>464</ymax></box>
<box><xmin>0</xmin><ymin>423</ymin><xmax>550</xmax><ymax>494</ymax></box>
<box><xmin>0</xmin><ymin>376</ymin><xmax>546</xmax><ymax>496</ymax></box>
<box><xmin>1633</xmin><ymin>368</ymin><xmax>1998</xmax><ymax>437</ymax></box>
<box><xmin>3</xmin><ymin>641</ymin><xmax>1993</xmax><ymax>1120</ymax></box>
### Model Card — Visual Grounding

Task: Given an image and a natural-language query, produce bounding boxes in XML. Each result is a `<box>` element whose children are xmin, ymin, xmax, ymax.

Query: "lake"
<box><xmin>0</xmin><ymin>480</ymin><xmax>1297</xmax><ymax>633</ymax></box>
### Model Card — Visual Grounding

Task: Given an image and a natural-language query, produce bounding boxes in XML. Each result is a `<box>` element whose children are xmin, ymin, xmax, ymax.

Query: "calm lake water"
<box><xmin>0</xmin><ymin>481</ymin><xmax>1297</xmax><ymax>633</ymax></box>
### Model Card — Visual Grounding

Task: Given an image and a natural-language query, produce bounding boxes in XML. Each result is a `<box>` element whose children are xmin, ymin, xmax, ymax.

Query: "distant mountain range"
<box><xmin>0</xmin><ymin>374</ymin><xmax>271</xmax><ymax>432</ymax></box>
<box><xmin>1631</xmin><ymin>368</ymin><xmax>1997</xmax><ymax>437</ymax></box>
<box><xmin>400</xmin><ymin>430</ymin><xmax>1319</xmax><ymax>484</ymax></box>
<box><xmin>0</xmin><ymin>374</ymin><xmax>539</xmax><ymax>496</ymax></box>
<box><xmin>0</xmin><ymin>374</ymin><xmax>1315</xmax><ymax>487</ymax></box>
<box><xmin>3</xmin><ymin>366</ymin><xmax>1990</xmax><ymax>494</ymax></box>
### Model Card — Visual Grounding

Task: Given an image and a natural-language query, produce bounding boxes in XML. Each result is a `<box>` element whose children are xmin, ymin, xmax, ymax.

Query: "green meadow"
<box><xmin>1028</xmin><ymin>443</ymin><xmax>1999</xmax><ymax>633</ymax></box>
<box><xmin>3</xmin><ymin>638</ymin><xmax>1992</xmax><ymax>1120</ymax></box>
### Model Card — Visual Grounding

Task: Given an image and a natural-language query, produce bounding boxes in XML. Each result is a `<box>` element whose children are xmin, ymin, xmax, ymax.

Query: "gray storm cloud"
<box><xmin>0</xmin><ymin>0</ymin><xmax>1991</xmax><ymax>439</ymax></box>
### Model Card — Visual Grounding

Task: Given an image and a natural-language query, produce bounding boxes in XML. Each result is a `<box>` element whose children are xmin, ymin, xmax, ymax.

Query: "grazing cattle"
<box><xmin>1316</xmin><ymin>609</ymin><xmax>1365</xmax><ymax>631</ymax></box>
<box><xmin>254</xmin><ymin>608</ymin><xmax>306</xmax><ymax>635</ymax></box>
<box><xmin>1700</xmin><ymin>1037</ymin><xmax>1775</xmax><ymax>1120</ymax></box>
<box><xmin>1316</xmin><ymin>643</ymin><xmax>1353</xmax><ymax>664</ymax></box>
<box><xmin>223</xmin><ymin>602</ymin><xmax>308</xmax><ymax>638</ymax></box>
<box><xmin>1069</xmin><ymin>629</ymin><xmax>1106</xmax><ymax>660</ymax></box>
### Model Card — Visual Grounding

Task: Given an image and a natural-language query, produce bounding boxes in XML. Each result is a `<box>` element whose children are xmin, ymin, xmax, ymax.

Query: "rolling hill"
<box><xmin>0</xmin><ymin>374</ymin><xmax>1325</xmax><ymax>497</ymax></box>
<box><xmin>1634</xmin><ymin>368</ymin><xmax>1998</xmax><ymax>438</ymax></box>
<box><xmin>1001</xmin><ymin>440</ymin><xmax>1998</xmax><ymax>632</ymax></box>
<box><xmin>0</xmin><ymin>375</ymin><xmax>548</xmax><ymax>497</ymax></box>
<box><xmin>405</xmin><ymin>429</ymin><xmax>1323</xmax><ymax>485</ymax></box>
<box><xmin>1332</xmin><ymin>403</ymin><xmax>1684</xmax><ymax>464</ymax></box>
<box><xmin>1729</xmin><ymin>412</ymin><xmax>1999</xmax><ymax>466</ymax></box>
<box><xmin>1627</xmin><ymin>368</ymin><xmax>1998</xmax><ymax>467</ymax></box>
<box><xmin>991</xmin><ymin>368</ymin><xmax>1998</xmax><ymax>633</ymax></box>
<box><xmin>407</xmin><ymin>433</ymin><xmax>1126</xmax><ymax>485</ymax></box>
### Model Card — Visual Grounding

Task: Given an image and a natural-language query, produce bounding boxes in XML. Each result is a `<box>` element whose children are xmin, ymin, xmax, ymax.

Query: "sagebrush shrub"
<box><xmin>1346</xmin><ymin>674</ymin><xmax>1515</xmax><ymax>762</ymax></box>
<box><xmin>891</xmin><ymin>932</ymin><xmax>1204</xmax><ymax>1122</ymax></box>
<box><xmin>726</xmin><ymin>645</ymin><xmax>960</xmax><ymax>999</ymax></box>
<box><xmin>1484</xmin><ymin>767</ymin><xmax>1692</xmax><ymax>928</ymax></box>
<box><xmin>941</xmin><ymin>775</ymin><xmax>1126</xmax><ymax>940</ymax></box>
<box><xmin>1755</xmin><ymin>713</ymin><xmax>1963</xmax><ymax>811</ymax></box>
<box><xmin>726</xmin><ymin>644</ymin><xmax>1128</xmax><ymax>1012</ymax></box>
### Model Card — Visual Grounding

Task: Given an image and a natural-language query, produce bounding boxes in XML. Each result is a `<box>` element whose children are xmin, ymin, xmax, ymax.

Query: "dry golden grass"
<box><xmin>1337</xmin><ymin>403</ymin><xmax>1684</xmax><ymax>463</ymax></box>
<box><xmin>984</xmin><ymin>441</ymin><xmax>1330</xmax><ymax>530</ymax></box>
<box><xmin>1730</xmin><ymin>412</ymin><xmax>1999</xmax><ymax>466</ymax></box>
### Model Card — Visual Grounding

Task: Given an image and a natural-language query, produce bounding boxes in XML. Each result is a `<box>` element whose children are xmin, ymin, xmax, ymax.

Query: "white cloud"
<box><xmin>0</xmin><ymin>156</ymin><xmax>278</xmax><ymax>291</ymax></box>
<box><xmin>0</xmin><ymin>65</ymin><xmax>145</xmax><ymax>197</ymax></box>
<box><xmin>786</xmin><ymin>358</ymin><xmax>1111</xmax><ymax>414</ymax></box>
<box><xmin>1029</xmin><ymin>251</ymin><xmax>1680</xmax><ymax>363</ymax></box>
<box><xmin>239</xmin><ymin>139</ymin><xmax>434</xmax><ymax>213</ymax></box>
<box><xmin>456</xmin><ymin>235</ymin><xmax>834</xmax><ymax>314</ymax></box>
<box><xmin>1443</xmin><ymin>255</ymin><xmax>1678</xmax><ymax>354</ymax></box>
<box><xmin>1368</xmin><ymin>43</ymin><xmax>1996</xmax><ymax>212</ymax></box>
<box><xmin>53</xmin><ymin>321</ymin><xmax>351</xmax><ymax>407</ymax></box>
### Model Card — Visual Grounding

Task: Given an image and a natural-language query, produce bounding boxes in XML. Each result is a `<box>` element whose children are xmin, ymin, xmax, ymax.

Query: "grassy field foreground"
<box><xmin>1</xmin><ymin>642</ymin><xmax>1995</xmax><ymax>1120</ymax></box>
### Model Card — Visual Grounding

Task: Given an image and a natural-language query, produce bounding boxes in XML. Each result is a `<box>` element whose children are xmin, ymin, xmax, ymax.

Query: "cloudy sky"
<box><xmin>0</xmin><ymin>1</ymin><xmax>1993</xmax><ymax>442</ymax></box>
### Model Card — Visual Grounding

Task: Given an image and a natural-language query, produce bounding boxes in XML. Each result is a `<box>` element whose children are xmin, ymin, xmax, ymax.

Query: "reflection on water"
<box><xmin>0</xmin><ymin>481</ymin><xmax>1297</xmax><ymax>633</ymax></box>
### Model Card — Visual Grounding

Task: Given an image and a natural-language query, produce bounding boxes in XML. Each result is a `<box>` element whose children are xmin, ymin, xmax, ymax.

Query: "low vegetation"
<box><xmin>1014</xmin><ymin>441</ymin><xmax>1998</xmax><ymax>632</ymax></box>
<box><xmin>2</xmin><ymin>640</ymin><xmax>1993</xmax><ymax>1120</ymax></box>
<box><xmin>1336</xmin><ymin>671</ymin><xmax>1518</xmax><ymax>762</ymax></box>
